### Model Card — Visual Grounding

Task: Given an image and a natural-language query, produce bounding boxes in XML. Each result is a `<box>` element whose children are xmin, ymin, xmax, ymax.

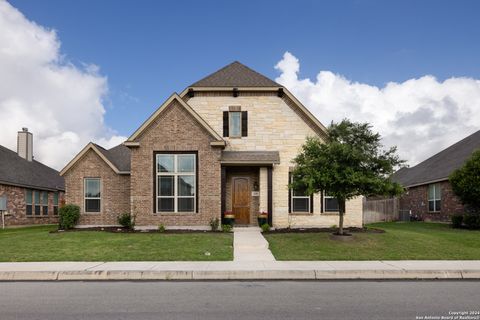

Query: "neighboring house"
<box><xmin>61</xmin><ymin>62</ymin><xmax>363</xmax><ymax>229</ymax></box>
<box><xmin>0</xmin><ymin>128</ymin><xmax>64</xmax><ymax>226</ymax></box>
<box><xmin>392</xmin><ymin>130</ymin><xmax>480</xmax><ymax>221</ymax></box>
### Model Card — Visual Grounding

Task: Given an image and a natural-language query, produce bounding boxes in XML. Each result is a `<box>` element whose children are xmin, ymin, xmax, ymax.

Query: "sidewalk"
<box><xmin>233</xmin><ymin>227</ymin><xmax>275</xmax><ymax>261</ymax></box>
<box><xmin>1</xmin><ymin>260</ymin><xmax>480</xmax><ymax>281</ymax></box>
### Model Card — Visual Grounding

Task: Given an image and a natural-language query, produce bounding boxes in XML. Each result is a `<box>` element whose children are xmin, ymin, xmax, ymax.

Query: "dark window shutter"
<box><xmin>320</xmin><ymin>191</ymin><xmax>324</xmax><ymax>213</ymax></box>
<box><xmin>223</xmin><ymin>111</ymin><xmax>229</xmax><ymax>137</ymax></box>
<box><xmin>288</xmin><ymin>172</ymin><xmax>292</xmax><ymax>213</ymax></box>
<box><xmin>241</xmin><ymin>111</ymin><xmax>248</xmax><ymax>137</ymax></box>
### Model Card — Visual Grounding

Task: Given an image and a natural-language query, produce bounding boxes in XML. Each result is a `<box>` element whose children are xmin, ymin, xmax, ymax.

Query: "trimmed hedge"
<box><xmin>59</xmin><ymin>204</ymin><xmax>80</xmax><ymax>230</ymax></box>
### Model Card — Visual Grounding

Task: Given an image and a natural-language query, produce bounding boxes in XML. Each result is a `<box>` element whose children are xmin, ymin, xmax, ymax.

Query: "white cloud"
<box><xmin>275</xmin><ymin>52</ymin><xmax>480</xmax><ymax>166</ymax></box>
<box><xmin>0</xmin><ymin>1</ymin><xmax>125</xmax><ymax>170</ymax></box>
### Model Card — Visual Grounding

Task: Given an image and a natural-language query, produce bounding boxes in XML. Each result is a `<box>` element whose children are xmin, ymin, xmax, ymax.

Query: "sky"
<box><xmin>1</xmin><ymin>0</ymin><xmax>480</xmax><ymax>169</ymax></box>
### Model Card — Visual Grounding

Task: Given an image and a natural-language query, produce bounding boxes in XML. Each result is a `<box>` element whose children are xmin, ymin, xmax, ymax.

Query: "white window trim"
<box><xmin>324</xmin><ymin>192</ymin><xmax>340</xmax><ymax>213</ymax></box>
<box><xmin>84</xmin><ymin>178</ymin><xmax>101</xmax><ymax>213</ymax></box>
<box><xmin>428</xmin><ymin>183</ymin><xmax>441</xmax><ymax>212</ymax></box>
<box><xmin>229</xmin><ymin>111</ymin><xmax>242</xmax><ymax>138</ymax></box>
<box><xmin>156</xmin><ymin>154</ymin><xmax>196</xmax><ymax>213</ymax></box>
<box><xmin>290</xmin><ymin>175</ymin><xmax>310</xmax><ymax>213</ymax></box>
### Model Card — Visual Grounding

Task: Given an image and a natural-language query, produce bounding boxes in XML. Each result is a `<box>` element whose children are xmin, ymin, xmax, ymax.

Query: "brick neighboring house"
<box><xmin>0</xmin><ymin>128</ymin><xmax>64</xmax><ymax>226</ymax></box>
<box><xmin>392</xmin><ymin>130</ymin><xmax>480</xmax><ymax>221</ymax></box>
<box><xmin>60</xmin><ymin>62</ymin><xmax>363</xmax><ymax>229</ymax></box>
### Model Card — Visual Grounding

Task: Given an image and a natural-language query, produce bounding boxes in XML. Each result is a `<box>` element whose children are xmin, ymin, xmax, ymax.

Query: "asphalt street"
<box><xmin>0</xmin><ymin>280</ymin><xmax>479</xmax><ymax>319</ymax></box>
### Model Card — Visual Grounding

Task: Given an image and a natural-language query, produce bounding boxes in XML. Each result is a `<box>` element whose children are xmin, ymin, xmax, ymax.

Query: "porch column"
<box><xmin>259</xmin><ymin>167</ymin><xmax>268</xmax><ymax>214</ymax></box>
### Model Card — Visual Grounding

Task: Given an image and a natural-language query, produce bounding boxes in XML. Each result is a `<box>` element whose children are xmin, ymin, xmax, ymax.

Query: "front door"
<box><xmin>233</xmin><ymin>177</ymin><xmax>250</xmax><ymax>225</ymax></box>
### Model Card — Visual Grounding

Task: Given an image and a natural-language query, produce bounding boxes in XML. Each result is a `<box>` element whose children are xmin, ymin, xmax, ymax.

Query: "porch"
<box><xmin>220</xmin><ymin>151</ymin><xmax>279</xmax><ymax>226</ymax></box>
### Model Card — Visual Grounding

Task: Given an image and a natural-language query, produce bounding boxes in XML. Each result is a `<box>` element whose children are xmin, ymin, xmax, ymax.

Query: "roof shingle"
<box><xmin>0</xmin><ymin>145</ymin><xmax>64</xmax><ymax>191</ymax></box>
<box><xmin>392</xmin><ymin>130</ymin><xmax>480</xmax><ymax>187</ymax></box>
<box><xmin>221</xmin><ymin>151</ymin><xmax>280</xmax><ymax>164</ymax></box>
<box><xmin>190</xmin><ymin>61</ymin><xmax>281</xmax><ymax>88</ymax></box>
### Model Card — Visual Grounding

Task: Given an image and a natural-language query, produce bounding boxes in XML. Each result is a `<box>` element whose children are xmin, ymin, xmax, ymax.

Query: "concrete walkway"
<box><xmin>0</xmin><ymin>260</ymin><xmax>480</xmax><ymax>281</ymax></box>
<box><xmin>233</xmin><ymin>227</ymin><xmax>275</xmax><ymax>262</ymax></box>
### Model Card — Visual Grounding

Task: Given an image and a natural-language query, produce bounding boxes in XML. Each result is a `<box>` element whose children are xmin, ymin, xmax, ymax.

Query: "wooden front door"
<box><xmin>233</xmin><ymin>177</ymin><xmax>250</xmax><ymax>225</ymax></box>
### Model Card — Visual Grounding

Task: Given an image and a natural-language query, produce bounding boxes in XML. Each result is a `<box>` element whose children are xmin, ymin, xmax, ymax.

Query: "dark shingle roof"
<box><xmin>221</xmin><ymin>151</ymin><xmax>280</xmax><ymax>164</ymax></box>
<box><xmin>0</xmin><ymin>145</ymin><xmax>64</xmax><ymax>191</ymax></box>
<box><xmin>94</xmin><ymin>144</ymin><xmax>131</xmax><ymax>172</ymax></box>
<box><xmin>190</xmin><ymin>61</ymin><xmax>281</xmax><ymax>88</ymax></box>
<box><xmin>392</xmin><ymin>130</ymin><xmax>480</xmax><ymax>187</ymax></box>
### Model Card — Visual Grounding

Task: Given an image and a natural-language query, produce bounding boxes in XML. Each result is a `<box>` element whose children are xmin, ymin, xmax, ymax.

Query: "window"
<box><xmin>428</xmin><ymin>183</ymin><xmax>441</xmax><ymax>212</ymax></box>
<box><xmin>84</xmin><ymin>178</ymin><xmax>101</xmax><ymax>213</ymax></box>
<box><xmin>34</xmin><ymin>190</ymin><xmax>41</xmax><ymax>215</ymax></box>
<box><xmin>26</xmin><ymin>190</ymin><xmax>32</xmax><ymax>216</ymax></box>
<box><xmin>156</xmin><ymin>154</ymin><xmax>196</xmax><ymax>213</ymax></box>
<box><xmin>290</xmin><ymin>174</ymin><xmax>310</xmax><ymax>213</ymax></box>
<box><xmin>229</xmin><ymin>112</ymin><xmax>242</xmax><ymax>137</ymax></box>
<box><xmin>223</xmin><ymin>110</ymin><xmax>247</xmax><ymax>137</ymax></box>
<box><xmin>53</xmin><ymin>192</ymin><xmax>59</xmax><ymax>215</ymax></box>
<box><xmin>42</xmin><ymin>191</ymin><xmax>48</xmax><ymax>215</ymax></box>
<box><xmin>324</xmin><ymin>193</ymin><xmax>340</xmax><ymax>212</ymax></box>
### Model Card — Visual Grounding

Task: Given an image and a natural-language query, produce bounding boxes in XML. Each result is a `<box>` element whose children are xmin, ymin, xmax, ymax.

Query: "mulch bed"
<box><xmin>49</xmin><ymin>227</ymin><xmax>217</xmax><ymax>234</ymax></box>
<box><xmin>265</xmin><ymin>227</ymin><xmax>385</xmax><ymax>234</ymax></box>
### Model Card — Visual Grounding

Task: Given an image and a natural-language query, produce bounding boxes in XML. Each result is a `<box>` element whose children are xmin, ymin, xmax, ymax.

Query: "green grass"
<box><xmin>264</xmin><ymin>222</ymin><xmax>480</xmax><ymax>260</ymax></box>
<box><xmin>0</xmin><ymin>225</ymin><xmax>233</xmax><ymax>261</ymax></box>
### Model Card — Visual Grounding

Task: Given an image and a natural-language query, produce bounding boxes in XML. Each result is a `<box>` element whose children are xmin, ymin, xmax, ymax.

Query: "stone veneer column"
<box><xmin>259</xmin><ymin>167</ymin><xmax>268</xmax><ymax>213</ymax></box>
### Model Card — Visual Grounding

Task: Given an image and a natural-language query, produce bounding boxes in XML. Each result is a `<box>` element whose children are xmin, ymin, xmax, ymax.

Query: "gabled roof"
<box><xmin>60</xmin><ymin>143</ymin><xmax>131</xmax><ymax>176</ymax></box>
<box><xmin>190</xmin><ymin>61</ymin><xmax>281</xmax><ymax>88</ymax></box>
<box><xmin>392</xmin><ymin>130</ymin><xmax>480</xmax><ymax>187</ymax></box>
<box><xmin>126</xmin><ymin>93</ymin><xmax>225</xmax><ymax>145</ymax></box>
<box><xmin>0</xmin><ymin>145</ymin><xmax>64</xmax><ymax>191</ymax></box>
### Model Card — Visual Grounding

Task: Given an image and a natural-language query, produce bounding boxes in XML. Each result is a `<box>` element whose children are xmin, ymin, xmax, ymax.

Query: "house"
<box><xmin>60</xmin><ymin>62</ymin><xmax>363</xmax><ymax>229</ymax></box>
<box><xmin>392</xmin><ymin>129</ymin><xmax>480</xmax><ymax>221</ymax></box>
<box><xmin>0</xmin><ymin>128</ymin><xmax>65</xmax><ymax>226</ymax></box>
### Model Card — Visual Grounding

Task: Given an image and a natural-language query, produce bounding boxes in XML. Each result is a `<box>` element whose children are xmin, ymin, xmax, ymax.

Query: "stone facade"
<box><xmin>399</xmin><ymin>180</ymin><xmax>464</xmax><ymax>222</ymax></box>
<box><xmin>130</xmin><ymin>100</ymin><xmax>222</xmax><ymax>227</ymax></box>
<box><xmin>185</xmin><ymin>91</ymin><xmax>363</xmax><ymax>228</ymax></box>
<box><xmin>63</xmin><ymin>150</ymin><xmax>130</xmax><ymax>226</ymax></box>
<box><xmin>0</xmin><ymin>184</ymin><xmax>63</xmax><ymax>226</ymax></box>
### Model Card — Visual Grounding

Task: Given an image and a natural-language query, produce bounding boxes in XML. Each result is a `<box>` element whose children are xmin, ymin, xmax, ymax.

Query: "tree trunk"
<box><xmin>338</xmin><ymin>199</ymin><xmax>346</xmax><ymax>235</ymax></box>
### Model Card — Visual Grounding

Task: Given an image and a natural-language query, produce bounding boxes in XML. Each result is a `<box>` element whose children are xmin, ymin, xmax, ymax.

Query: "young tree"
<box><xmin>450</xmin><ymin>150</ymin><xmax>480</xmax><ymax>211</ymax></box>
<box><xmin>291</xmin><ymin>120</ymin><xmax>404</xmax><ymax>235</ymax></box>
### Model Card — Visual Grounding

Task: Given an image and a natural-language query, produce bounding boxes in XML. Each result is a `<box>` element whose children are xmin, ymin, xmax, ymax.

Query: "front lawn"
<box><xmin>264</xmin><ymin>222</ymin><xmax>480</xmax><ymax>260</ymax></box>
<box><xmin>0</xmin><ymin>225</ymin><xmax>233</xmax><ymax>261</ymax></box>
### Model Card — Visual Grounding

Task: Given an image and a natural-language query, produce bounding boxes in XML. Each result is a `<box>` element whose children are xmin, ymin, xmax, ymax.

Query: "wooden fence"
<box><xmin>362</xmin><ymin>198</ymin><xmax>401</xmax><ymax>224</ymax></box>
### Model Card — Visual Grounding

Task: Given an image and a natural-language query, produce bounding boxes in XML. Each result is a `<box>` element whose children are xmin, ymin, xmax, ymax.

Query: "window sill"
<box><xmin>154</xmin><ymin>212</ymin><xmax>198</xmax><ymax>216</ymax></box>
<box><xmin>82</xmin><ymin>212</ymin><xmax>102</xmax><ymax>215</ymax></box>
<box><xmin>26</xmin><ymin>215</ymin><xmax>53</xmax><ymax>218</ymax></box>
<box><xmin>289</xmin><ymin>212</ymin><xmax>313</xmax><ymax>216</ymax></box>
<box><xmin>322</xmin><ymin>212</ymin><xmax>340</xmax><ymax>215</ymax></box>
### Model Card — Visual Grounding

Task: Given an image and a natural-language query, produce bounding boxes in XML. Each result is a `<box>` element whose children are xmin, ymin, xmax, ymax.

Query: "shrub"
<box><xmin>58</xmin><ymin>204</ymin><xmax>80</xmax><ymax>230</ymax></box>
<box><xmin>261</xmin><ymin>223</ymin><xmax>270</xmax><ymax>233</ymax></box>
<box><xmin>463</xmin><ymin>214</ymin><xmax>480</xmax><ymax>230</ymax></box>
<box><xmin>221</xmin><ymin>224</ymin><xmax>232</xmax><ymax>233</ymax></box>
<box><xmin>450</xmin><ymin>150</ymin><xmax>480</xmax><ymax>210</ymax></box>
<box><xmin>451</xmin><ymin>215</ymin><xmax>463</xmax><ymax>228</ymax></box>
<box><xmin>158</xmin><ymin>224</ymin><xmax>166</xmax><ymax>232</ymax></box>
<box><xmin>209</xmin><ymin>217</ymin><xmax>220</xmax><ymax>231</ymax></box>
<box><xmin>117</xmin><ymin>213</ymin><xmax>134</xmax><ymax>229</ymax></box>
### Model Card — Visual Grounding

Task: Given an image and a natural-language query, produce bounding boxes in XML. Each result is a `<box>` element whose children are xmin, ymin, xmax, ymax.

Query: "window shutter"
<box><xmin>288</xmin><ymin>172</ymin><xmax>292</xmax><ymax>213</ymax></box>
<box><xmin>241</xmin><ymin>111</ymin><xmax>248</xmax><ymax>137</ymax></box>
<box><xmin>320</xmin><ymin>191</ymin><xmax>324</xmax><ymax>213</ymax></box>
<box><xmin>223</xmin><ymin>111</ymin><xmax>229</xmax><ymax>137</ymax></box>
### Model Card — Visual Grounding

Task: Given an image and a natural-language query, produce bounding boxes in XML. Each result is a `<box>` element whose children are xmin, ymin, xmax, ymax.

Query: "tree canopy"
<box><xmin>450</xmin><ymin>150</ymin><xmax>480</xmax><ymax>211</ymax></box>
<box><xmin>291</xmin><ymin>119</ymin><xmax>405</xmax><ymax>234</ymax></box>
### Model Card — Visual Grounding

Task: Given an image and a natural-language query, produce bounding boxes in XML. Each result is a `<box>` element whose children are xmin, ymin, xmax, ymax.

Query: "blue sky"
<box><xmin>10</xmin><ymin>0</ymin><xmax>480</xmax><ymax>136</ymax></box>
<box><xmin>2</xmin><ymin>0</ymin><xmax>480</xmax><ymax>169</ymax></box>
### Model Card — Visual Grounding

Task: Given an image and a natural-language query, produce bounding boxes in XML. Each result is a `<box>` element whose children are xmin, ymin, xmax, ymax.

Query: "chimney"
<box><xmin>17</xmin><ymin>128</ymin><xmax>33</xmax><ymax>161</ymax></box>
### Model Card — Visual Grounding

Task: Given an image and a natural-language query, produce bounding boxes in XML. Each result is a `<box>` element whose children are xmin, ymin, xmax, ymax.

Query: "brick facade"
<box><xmin>130</xmin><ymin>100</ymin><xmax>222</xmax><ymax>227</ymax></box>
<box><xmin>399</xmin><ymin>180</ymin><xmax>464</xmax><ymax>221</ymax></box>
<box><xmin>0</xmin><ymin>184</ymin><xmax>63</xmax><ymax>226</ymax></box>
<box><xmin>63</xmin><ymin>150</ymin><xmax>130</xmax><ymax>226</ymax></box>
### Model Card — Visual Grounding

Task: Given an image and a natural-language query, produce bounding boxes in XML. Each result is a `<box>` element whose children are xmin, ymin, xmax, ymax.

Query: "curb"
<box><xmin>1</xmin><ymin>269</ymin><xmax>479</xmax><ymax>281</ymax></box>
